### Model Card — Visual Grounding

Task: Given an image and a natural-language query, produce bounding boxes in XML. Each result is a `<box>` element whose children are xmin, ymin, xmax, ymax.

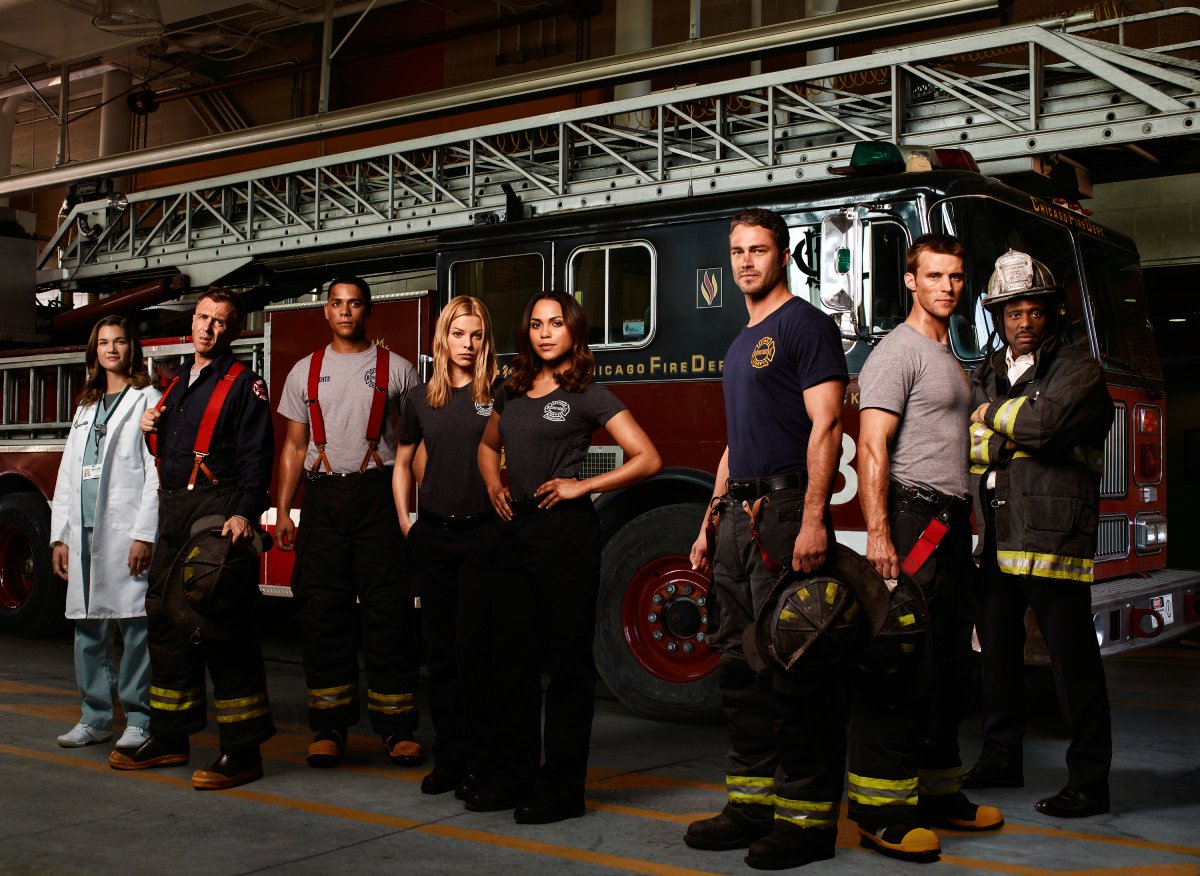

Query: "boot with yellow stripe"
<box><xmin>858</xmin><ymin>824</ymin><xmax>941</xmax><ymax>863</ymax></box>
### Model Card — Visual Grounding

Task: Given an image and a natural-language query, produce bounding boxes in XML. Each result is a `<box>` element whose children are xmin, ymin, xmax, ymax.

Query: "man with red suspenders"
<box><xmin>112</xmin><ymin>288</ymin><xmax>275</xmax><ymax>791</ymax></box>
<box><xmin>854</xmin><ymin>234</ymin><xmax>1003</xmax><ymax>861</ymax></box>
<box><xmin>273</xmin><ymin>276</ymin><xmax>423</xmax><ymax>769</ymax></box>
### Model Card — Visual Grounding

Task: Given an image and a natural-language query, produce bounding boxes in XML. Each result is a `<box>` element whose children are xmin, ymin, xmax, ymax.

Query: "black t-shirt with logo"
<box><xmin>723</xmin><ymin>296</ymin><xmax>848</xmax><ymax>479</ymax></box>
<box><xmin>495</xmin><ymin>382</ymin><xmax>625</xmax><ymax>499</ymax></box>
<box><xmin>399</xmin><ymin>384</ymin><xmax>495</xmax><ymax>517</ymax></box>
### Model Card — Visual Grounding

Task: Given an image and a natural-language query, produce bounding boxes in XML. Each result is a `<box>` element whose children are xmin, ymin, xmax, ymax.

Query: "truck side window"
<box><xmin>566</xmin><ymin>242</ymin><xmax>655</xmax><ymax>349</ymax></box>
<box><xmin>450</xmin><ymin>253</ymin><xmax>545</xmax><ymax>355</ymax></box>
<box><xmin>1080</xmin><ymin>237</ymin><xmax>1163</xmax><ymax>380</ymax></box>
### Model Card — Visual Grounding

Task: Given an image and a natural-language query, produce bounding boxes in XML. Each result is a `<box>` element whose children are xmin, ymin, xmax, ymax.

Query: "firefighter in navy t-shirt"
<box><xmin>686</xmin><ymin>209</ymin><xmax>849</xmax><ymax>869</ymax></box>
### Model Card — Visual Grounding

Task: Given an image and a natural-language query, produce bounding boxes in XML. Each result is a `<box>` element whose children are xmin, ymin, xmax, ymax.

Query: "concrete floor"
<box><xmin>1</xmin><ymin>610</ymin><xmax>1198</xmax><ymax>876</ymax></box>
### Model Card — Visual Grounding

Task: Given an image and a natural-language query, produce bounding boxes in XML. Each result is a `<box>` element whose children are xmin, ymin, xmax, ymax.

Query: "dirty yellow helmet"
<box><xmin>981</xmin><ymin>249</ymin><xmax>1059</xmax><ymax>312</ymax></box>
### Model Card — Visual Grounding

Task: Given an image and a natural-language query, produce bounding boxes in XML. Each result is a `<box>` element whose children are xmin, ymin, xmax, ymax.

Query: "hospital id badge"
<box><xmin>81</xmin><ymin>463</ymin><xmax>103</xmax><ymax>480</ymax></box>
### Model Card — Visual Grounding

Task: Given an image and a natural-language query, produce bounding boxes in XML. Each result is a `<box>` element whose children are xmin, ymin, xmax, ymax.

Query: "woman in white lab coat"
<box><xmin>50</xmin><ymin>316</ymin><xmax>160</xmax><ymax>752</ymax></box>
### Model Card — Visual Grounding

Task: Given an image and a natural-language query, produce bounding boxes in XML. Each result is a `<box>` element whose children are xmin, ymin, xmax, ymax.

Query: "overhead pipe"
<box><xmin>247</xmin><ymin>0</ymin><xmax>410</xmax><ymax>24</ymax></box>
<box><xmin>53</xmin><ymin>274</ymin><xmax>188</xmax><ymax>333</ymax></box>
<box><xmin>0</xmin><ymin>0</ymin><xmax>1004</xmax><ymax>197</ymax></box>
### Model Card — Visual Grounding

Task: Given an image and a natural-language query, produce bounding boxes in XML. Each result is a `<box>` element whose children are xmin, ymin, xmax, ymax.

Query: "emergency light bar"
<box><xmin>830</xmin><ymin>141</ymin><xmax>980</xmax><ymax>176</ymax></box>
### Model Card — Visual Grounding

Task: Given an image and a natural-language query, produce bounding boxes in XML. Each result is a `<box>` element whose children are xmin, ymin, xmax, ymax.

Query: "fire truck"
<box><xmin>1</xmin><ymin>6</ymin><xmax>1198</xmax><ymax>721</ymax></box>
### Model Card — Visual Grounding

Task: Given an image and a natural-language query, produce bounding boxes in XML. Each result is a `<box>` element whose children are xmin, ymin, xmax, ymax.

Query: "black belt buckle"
<box><xmin>423</xmin><ymin>509</ymin><xmax>495</xmax><ymax>532</ymax></box>
<box><xmin>727</xmin><ymin>470</ymin><xmax>804</xmax><ymax>503</ymax></box>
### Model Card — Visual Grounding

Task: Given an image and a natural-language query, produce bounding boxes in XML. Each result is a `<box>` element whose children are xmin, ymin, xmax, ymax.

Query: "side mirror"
<box><xmin>820</xmin><ymin>210</ymin><xmax>863</xmax><ymax>314</ymax></box>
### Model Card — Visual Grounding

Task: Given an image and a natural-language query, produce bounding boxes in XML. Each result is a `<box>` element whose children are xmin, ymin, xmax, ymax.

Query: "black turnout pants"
<box><xmin>407</xmin><ymin>517</ymin><xmax>500</xmax><ymax>775</ymax></box>
<box><xmin>976</xmin><ymin>502</ymin><xmax>1111</xmax><ymax>797</ymax></box>
<box><xmin>710</xmin><ymin>487</ymin><xmax>845</xmax><ymax>839</ymax></box>
<box><xmin>490</xmin><ymin>498</ymin><xmax>601</xmax><ymax>804</ymax></box>
<box><xmin>292</xmin><ymin>470</ymin><xmax>420</xmax><ymax>739</ymax></box>
<box><xmin>848</xmin><ymin>491</ymin><xmax>976</xmax><ymax>829</ymax></box>
<box><xmin>145</xmin><ymin>483</ymin><xmax>276</xmax><ymax>753</ymax></box>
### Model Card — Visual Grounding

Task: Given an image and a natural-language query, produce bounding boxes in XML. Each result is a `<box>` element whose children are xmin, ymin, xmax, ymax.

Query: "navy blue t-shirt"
<box><xmin>723</xmin><ymin>296</ymin><xmax>848</xmax><ymax>479</ymax></box>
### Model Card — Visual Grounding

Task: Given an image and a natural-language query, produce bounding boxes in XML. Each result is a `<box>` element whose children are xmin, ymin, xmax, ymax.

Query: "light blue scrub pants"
<box><xmin>74</xmin><ymin>527</ymin><xmax>151</xmax><ymax>731</ymax></box>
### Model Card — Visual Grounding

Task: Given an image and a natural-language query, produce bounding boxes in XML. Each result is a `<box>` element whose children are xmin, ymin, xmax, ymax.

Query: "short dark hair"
<box><xmin>906</xmin><ymin>233</ymin><xmax>965</xmax><ymax>276</ymax></box>
<box><xmin>327</xmin><ymin>275</ymin><xmax>372</xmax><ymax>315</ymax></box>
<box><xmin>730</xmin><ymin>208</ymin><xmax>790</xmax><ymax>253</ymax></box>
<box><xmin>197</xmin><ymin>287</ymin><xmax>243</xmax><ymax>329</ymax></box>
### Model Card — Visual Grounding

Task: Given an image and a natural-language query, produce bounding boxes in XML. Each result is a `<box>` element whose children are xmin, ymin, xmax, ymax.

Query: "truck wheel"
<box><xmin>595</xmin><ymin>503</ymin><xmax>721</xmax><ymax>723</ymax></box>
<box><xmin>0</xmin><ymin>493</ymin><xmax>63</xmax><ymax>637</ymax></box>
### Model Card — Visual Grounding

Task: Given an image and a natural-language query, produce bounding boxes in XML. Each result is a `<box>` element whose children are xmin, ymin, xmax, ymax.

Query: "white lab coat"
<box><xmin>49</xmin><ymin>385</ymin><xmax>161</xmax><ymax>619</ymax></box>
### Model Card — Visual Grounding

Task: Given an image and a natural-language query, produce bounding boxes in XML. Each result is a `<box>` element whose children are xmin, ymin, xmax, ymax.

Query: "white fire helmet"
<box><xmin>981</xmin><ymin>249</ymin><xmax>1059</xmax><ymax>312</ymax></box>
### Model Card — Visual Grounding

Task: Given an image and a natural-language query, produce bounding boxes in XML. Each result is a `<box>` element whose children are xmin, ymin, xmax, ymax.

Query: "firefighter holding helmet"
<box><xmin>962</xmin><ymin>250</ymin><xmax>1114</xmax><ymax>819</ymax></box>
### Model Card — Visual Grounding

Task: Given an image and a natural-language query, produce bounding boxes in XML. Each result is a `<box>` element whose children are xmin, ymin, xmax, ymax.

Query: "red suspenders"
<box><xmin>306</xmin><ymin>344</ymin><xmax>390</xmax><ymax>474</ymax></box>
<box><xmin>150</xmin><ymin>360</ymin><xmax>247</xmax><ymax>489</ymax></box>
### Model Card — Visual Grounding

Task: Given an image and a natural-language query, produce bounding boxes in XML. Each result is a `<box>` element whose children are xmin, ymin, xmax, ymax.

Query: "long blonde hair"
<box><xmin>427</xmin><ymin>296</ymin><xmax>497</xmax><ymax>408</ymax></box>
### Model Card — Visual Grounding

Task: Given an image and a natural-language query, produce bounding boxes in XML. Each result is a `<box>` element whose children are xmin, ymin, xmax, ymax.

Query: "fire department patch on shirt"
<box><xmin>252</xmin><ymin>379</ymin><xmax>269</xmax><ymax>401</ymax></box>
<box><xmin>364</xmin><ymin>367</ymin><xmax>377</xmax><ymax>386</ymax></box>
<box><xmin>475</xmin><ymin>400</ymin><xmax>494</xmax><ymax>417</ymax></box>
<box><xmin>543</xmin><ymin>400</ymin><xmax>570</xmax><ymax>422</ymax></box>
<box><xmin>751</xmin><ymin>337</ymin><xmax>776</xmax><ymax>369</ymax></box>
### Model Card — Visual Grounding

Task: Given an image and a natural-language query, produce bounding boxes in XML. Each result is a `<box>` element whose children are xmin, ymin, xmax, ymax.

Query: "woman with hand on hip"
<box><xmin>471</xmin><ymin>290</ymin><xmax>662</xmax><ymax>824</ymax></box>
<box><xmin>393</xmin><ymin>295</ymin><xmax>500</xmax><ymax>801</ymax></box>
<box><xmin>50</xmin><ymin>316</ymin><xmax>160</xmax><ymax>753</ymax></box>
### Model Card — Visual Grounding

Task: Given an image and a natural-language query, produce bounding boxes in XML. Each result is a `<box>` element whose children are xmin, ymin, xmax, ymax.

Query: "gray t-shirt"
<box><xmin>398</xmin><ymin>384</ymin><xmax>494</xmax><ymax>517</ymax></box>
<box><xmin>858</xmin><ymin>322</ymin><xmax>971</xmax><ymax>499</ymax></box>
<box><xmin>495</xmin><ymin>383</ymin><xmax>625</xmax><ymax>499</ymax></box>
<box><xmin>278</xmin><ymin>345</ymin><xmax>418</xmax><ymax>473</ymax></box>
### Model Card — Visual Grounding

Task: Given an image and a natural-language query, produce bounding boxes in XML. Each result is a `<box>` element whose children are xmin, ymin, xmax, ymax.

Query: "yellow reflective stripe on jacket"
<box><xmin>307</xmin><ymin>683</ymin><xmax>355</xmax><ymax>710</ymax></box>
<box><xmin>848</xmin><ymin>772</ymin><xmax>917</xmax><ymax>807</ymax></box>
<box><xmin>996</xmin><ymin>549</ymin><xmax>1094</xmax><ymax>582</ymax></box>
<box><xmin>367</xmin><ymin>690</ymin><xmax>415</xmax><ymax>715</ymax></box>
<box><xmin>990</xmin><ymin>396</ymin><xmax>1027</xmax><ymax>439</ymax></box>
<box><xmin>727</xmin><ymin>775</ymin><xmax>774</xmax><ymax>805</ymax></box>
<box><xmin>970</xmin><ymin>464</ymin><xmax>989</xmax><ymax>476</ymax></box>
<box><xmin>918</xmin><ymin>766</ymin><xmax>963</xmax><ymax>797</ymax></box>
<box><xmin>214</xmin><ymin>692</ymin><xmax>270</xmax><ymax>724</ymax></box>
<box><xmin>149</xmin><ymin>684</ymin><xmax>202</xmax><ymax>712</ymax></box>
<box><xmin>969</xmin><ymin>422</ymin><xmax>993</xmax><ymax>466</ymax></box>
<box><xmin>773</xmin><ymin>797</ymin><xmax>837</xmax><ymax>829</ymax></box>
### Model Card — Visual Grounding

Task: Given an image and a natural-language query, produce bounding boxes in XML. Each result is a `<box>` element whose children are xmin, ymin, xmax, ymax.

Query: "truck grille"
<box><xmin>1095</xmin><ymin>514</ymin><xmax>1130</xmax><ymax>562</ymax></box>
<box><xmin>1100</xmin><ymin>402</ymin><xmax>1127</xmax><ymax>498</ymax></box>
<box><xmin>582</xmin><ymin>445</ymin><xmax>622</xmax><ymax>479</ymax></box>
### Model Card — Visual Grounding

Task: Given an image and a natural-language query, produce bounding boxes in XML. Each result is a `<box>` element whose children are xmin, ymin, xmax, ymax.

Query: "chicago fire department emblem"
<box><xmin>751</xmin><ymin>337</ymin><xmax>776</xmax><ymax>369</ymax></box>
<box><xmin>697</xmin><ymin>268</ymin><xmax>722</xmax><ymax>309</ymax></box>
<box><xmin>475</xmin><ymin>400</ymin><xmax>493</xmax><ymax>416</ymax></box>
<box><xmin>543</xmin><ymin>400</ymin><xmax>570</xmax><ymax>422</ymax></box>
<box><xmin>252</xmin><ymin>379</ymin><xmax>268</xmax><ymax>401</ymax></box>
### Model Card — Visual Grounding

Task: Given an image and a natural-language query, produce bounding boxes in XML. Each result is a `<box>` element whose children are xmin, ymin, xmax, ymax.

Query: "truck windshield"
<box><xmin>1078</xmin><ymin>236</ymin><xmax>1163</xmax><ymax>381</ymax></box>
<box><xmin>931</xmin><ymin>195</ymin><xmax>1088</xmax><ymax>362</ymax></box>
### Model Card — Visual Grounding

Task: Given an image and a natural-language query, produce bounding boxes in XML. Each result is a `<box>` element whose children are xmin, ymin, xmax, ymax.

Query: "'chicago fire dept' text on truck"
<box><xmin>1</xmin><ymin>150</ymin><xmax>1197</xmax><ymax>722</ymax></box>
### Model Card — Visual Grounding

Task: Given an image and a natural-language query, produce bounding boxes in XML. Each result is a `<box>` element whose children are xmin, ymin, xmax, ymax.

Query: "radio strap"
<box><xmin>148</xmin><ymin>361</ymin><xmax>246</xmax><ymax>488</ymax></box>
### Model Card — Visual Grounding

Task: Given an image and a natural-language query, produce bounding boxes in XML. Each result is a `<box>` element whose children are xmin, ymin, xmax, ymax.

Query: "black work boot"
<box><xmin>684</xmin><ymin>803</ymin><xmax>773</xmax><ymax>851</ymax></box>
<box><xmin>744</xmin><ymin>823</ymin><xmax>836</xmax><ymax>870</ymax></box>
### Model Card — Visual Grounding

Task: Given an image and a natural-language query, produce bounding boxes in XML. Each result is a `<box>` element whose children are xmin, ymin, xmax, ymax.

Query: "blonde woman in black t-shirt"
<box><xmin>472</xmin><ymin>290</ymin><xmax>662</xmax><ymax>824</ymax></box>
<box><xmin>394</xmin><ymin>295</ymin><xmax>499</xmax><ymax>800</ymax></box>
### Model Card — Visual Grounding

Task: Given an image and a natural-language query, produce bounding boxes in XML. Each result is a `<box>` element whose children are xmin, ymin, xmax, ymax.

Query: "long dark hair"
<box><xmin>504</xmin><ymin>290</ymin><xmax>594</xmax><ymax>395</ymax></box>
<box><xmin>78</xmin><ymin>316</ymin><xmax>152</xmax><ymax>406</ymax></box>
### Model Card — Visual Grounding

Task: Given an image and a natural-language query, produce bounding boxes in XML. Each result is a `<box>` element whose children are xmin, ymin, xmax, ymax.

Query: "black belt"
<box><xmin>509</xmin><ymin>498</ymin><xmax>543</xmax><ymax>516</ymax></box>
<box><xmin>306</xmin><ymin>466</ymin><xmax>392</xmax><ymax>481</ymax></box>
<box><xmin>726</xmin><ymin>470</ymin><xmax>807</xmax><ymax>503</ymax></box>
<box><xmin>420</xmin><ymin>509</ymin><xmax>496</xmax><ymax>532</ymax></box>
<box><xmin>889</xmin><ymin>481</ymin><xmax>968</xmax><ymax>517</ymax></box>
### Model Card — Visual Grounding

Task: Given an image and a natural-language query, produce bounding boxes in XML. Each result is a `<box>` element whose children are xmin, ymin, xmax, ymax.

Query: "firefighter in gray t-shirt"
<box><xmin>853</xmin><ymin>235</ymin><xmax>1004</xmax><ymax>862</ymax></box>
<box><xmin>273</xmin><ymin>276</ymin><xmax>424</xmax><ymax>770</ymax></box>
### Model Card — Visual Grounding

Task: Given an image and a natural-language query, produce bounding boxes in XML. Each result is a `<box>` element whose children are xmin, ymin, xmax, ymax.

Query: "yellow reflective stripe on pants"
<box><xmin>773</xmin><ymin>797</ymin><xmax>837</xmax><ymax>829</ymax></box>
<box><xmin>996</xmin><ymin>549</ymin><xmax>1093</xmax><ymax>582</ymax></box>
<box><xmin>726</xmin><ymin>775</ymin><xmax>774</xmax><ymax>806</ymax></box>
<box><xmin>848</xmin><ymin>772</ymin><xmax>918</xmax><ymax>807</ymax></box>
<box><xmin>969</xmin><ymin>423</ymin><xmax>993</xmax><ymax>466</ymax></box>
<box><xmin>149</xmin><ymin>684</ymin><xmax>202</xmax><ymax>712</ymax></box>
<box><xmin>367</xmin><ymin>690</ymin><xmax>415</xmax><ymax>715</ymax></box>
<box><xmin>918</xmin><ymin>766</ymin><xmax>962</xmax><ymax>797</ymax></box>
<box><xmin>307</xmin><ymin>683</ymin><xmax>355</xmax><ymax>710</ymax></box>
<box><xmin>990</xmin><ymin>396</ymin><xmax>1027</xmax><ymax>439</ymax></box>
<box><xmin>215</xmin><ymin>692</ymin><xmax>270</xmax><ymax>724</ymax></box>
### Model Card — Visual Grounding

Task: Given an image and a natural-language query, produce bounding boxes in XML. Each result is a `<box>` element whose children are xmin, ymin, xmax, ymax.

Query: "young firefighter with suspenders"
<box><xmin>273</xmin><ymin>276</ymin><xmax>425</xmax><ymax>769</ymax></box>
<box><xmin>856</xmin><ymin>234</ymin><xmax>1003</xmax><ymax>862</ymax></box>
<box><xmin>115</xmin><ymin>289</ymin><xmax>276</xmax><ymax>791</ymax></box>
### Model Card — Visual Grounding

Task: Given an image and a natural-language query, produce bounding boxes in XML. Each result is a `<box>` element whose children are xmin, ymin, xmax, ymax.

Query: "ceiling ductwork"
<box><xmin>92</xmin><ymin>0</ymin><xmax>164</xmax><ymax>36</ymax></box>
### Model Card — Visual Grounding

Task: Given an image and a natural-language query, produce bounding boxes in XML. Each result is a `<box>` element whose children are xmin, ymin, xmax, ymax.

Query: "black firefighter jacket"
<box><xmin>968</xmin><ymin>337</ymin><xmax>1114</xmax><ymax>583</ymax></box>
